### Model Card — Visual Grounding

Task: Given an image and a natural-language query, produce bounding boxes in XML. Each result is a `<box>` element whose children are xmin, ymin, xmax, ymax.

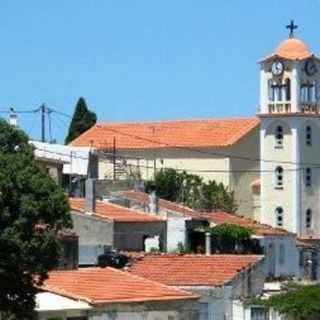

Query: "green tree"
<box><xmin>65</xmin><ymin>97</ymin><xmax>97</xmax><ymax>144</ymax></box>
<box><xmin>206</xmin><ymin>223</ymin><xmax>260</xmax><ymax>254</ymax></box>
<box><xmin>261</xmin><ymin>284</ymin><xmax>320</xmax><ymax>320</ymax></box>
<box><xmin>0</xmin><ymin>120</ymin><xmax>72</xmax><ymax>319</ymax></box>
<box><xmin>148</xmin><ymin>168</ymin><xmax>237</xmax><ymax>213</ymax></box>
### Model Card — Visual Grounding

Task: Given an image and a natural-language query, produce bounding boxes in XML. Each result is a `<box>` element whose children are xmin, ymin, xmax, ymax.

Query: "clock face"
<box><xmin>271</xmin><ymin>60</ymin><xmax>284</xmax><ymax>76</ymax></box>
<box><xmin>305</xmin><ymin>59</ymin><xmax>317</xmax><ymax>76</ymax></box>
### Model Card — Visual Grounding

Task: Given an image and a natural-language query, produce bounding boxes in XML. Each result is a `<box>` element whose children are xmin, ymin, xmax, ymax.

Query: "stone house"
<box><xmin>69</xmin><ymin>197</ymin><xmax>166</xmax><ymax>265</ymax></box>
<box><xmin>69</xmin><ymin>118</ymin><xmax>260</xmax><ymax>219</ymax></box>
<box><xmin>31</xmin><ymin>141</ymin><xmax>98</xmax><ymax>194</ymax></box>
<box><xmin>37</xmin><ymin>267</ymin><xmax>199</xmax><ymax>320</ymax></box>
<box><xmin>128</xmin><ymin>254</ymin><xmax>265</xmax><ymax>320</ymax></box>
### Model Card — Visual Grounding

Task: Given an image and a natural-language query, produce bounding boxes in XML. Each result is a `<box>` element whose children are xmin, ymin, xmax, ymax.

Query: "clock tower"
<box><xmin>259</xmin><ymin>22</ymin><xmax>320</xmax><ymax>237</ymax></box>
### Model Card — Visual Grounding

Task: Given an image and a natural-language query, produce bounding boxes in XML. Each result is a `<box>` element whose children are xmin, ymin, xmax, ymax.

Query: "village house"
<box><xmin>31</xmin><ymin>141</ymin><xmax>99</xmax><ymax>195</ymax></box>
<box><xmin>69</xmin><ymin>118</ymin><xmax>260</xmax><ymax>219</ymax></box>
<box><xmin>36</xmin><ymin>267</ymin><xmax>199</xmax><ymax>320</ymax></box>
<box><xmin>115</xmin><ymin>189</ymin><xmax>319</xmax><ymax>281</ymax></box>
<box><xmin>128</xmin><ymin>254</ymin><xmax>264</xmax><ymax>320</ymax></box>
<box><xmin>68</xmin><ymin>181</ymin><xmax>166</xmax><ymax>265</ymax></box>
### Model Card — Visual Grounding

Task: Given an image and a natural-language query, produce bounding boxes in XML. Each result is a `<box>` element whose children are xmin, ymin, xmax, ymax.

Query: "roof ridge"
<box><xmin>96</xmin><ymin>117</ymin><xmax>259</xmax><ymax>127</ymax></box>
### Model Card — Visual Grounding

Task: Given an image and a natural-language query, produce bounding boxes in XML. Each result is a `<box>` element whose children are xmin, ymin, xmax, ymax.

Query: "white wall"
<box><xmin>166</xmin><ymin>217</ymin><xmax>188</xmax><ymax>252</ymax></box>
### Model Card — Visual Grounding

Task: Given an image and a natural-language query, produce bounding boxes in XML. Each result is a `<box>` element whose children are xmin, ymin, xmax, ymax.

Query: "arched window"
<box><xmin>306</xmin><ymin>209</ymin><xmax>312</xmax><ymax>229</ymax></box>
<box><xmin>306</xmin><ymin>126</ymin><xmax>312</xmax><ymax>146</ymax></box>
<box><xmin>276</xmin><ymin>207</ymin><xmax>284</xmax><ymax>227</ymax></box>
<box><xmin>285</xmin><ymin>78</ymin><xmax>291</xmax><ymax>101</ymax></box>
<box><xmin>305</xmin><ymin>168</ymin><xmax>312</xmax><ymax>187</ymax></box>
<box><xmin>275</xmin><ymin>126</ymin><xmax>284</xmax><ymax>147</ymax></box>
<box><xmin>275</xmin><ymin>166</ymin><xmax>284</xmax><ymax>188</ymax></box>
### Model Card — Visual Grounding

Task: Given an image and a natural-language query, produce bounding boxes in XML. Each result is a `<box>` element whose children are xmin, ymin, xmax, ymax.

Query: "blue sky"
<box><xmin>0</xmin><ymin>1</ymin><xmax>319</xmax><ymax>142</ymax></box>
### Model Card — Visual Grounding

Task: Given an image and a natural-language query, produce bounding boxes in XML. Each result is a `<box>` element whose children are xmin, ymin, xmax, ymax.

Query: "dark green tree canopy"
<box><xmin>0</xmin><ymin>120</ymin><xmax>71</xmax><ymax>319</ymax></box>
<box><xmin>147</xmin><ymin>168</ymin><xmax>237</xmax><ymax>213</ymax></box>
<box><xmin>259</xmin><ymin>284</ymin><xmax>320</xmax><ymax>320</ymax></box>
<box><xmin>65</xmin><ymin>97</ymin><xmax>97</xmax><ymax>144</ymax></box>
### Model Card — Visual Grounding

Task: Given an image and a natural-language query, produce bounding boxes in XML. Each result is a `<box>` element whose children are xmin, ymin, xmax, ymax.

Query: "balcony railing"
<box><xmin>301</xmin><ymin>102</ymin><xmax>320</xmax><ymax>114</ymax></box>
<box><xmin>267</xmin><ymin>102</ymin><xmax>320</xmax><ymax>114</ymax></box>
<box><xmin>268</xmin><ymin>102</ymin><xmax>291</xmax><ymax>114</ymax></box>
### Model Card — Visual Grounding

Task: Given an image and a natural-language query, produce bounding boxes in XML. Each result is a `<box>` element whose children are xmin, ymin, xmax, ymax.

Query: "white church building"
<box><xmin>71</xmin><ymin>24</ymin><xmax>320</xmax><ymax>241</ymax></box>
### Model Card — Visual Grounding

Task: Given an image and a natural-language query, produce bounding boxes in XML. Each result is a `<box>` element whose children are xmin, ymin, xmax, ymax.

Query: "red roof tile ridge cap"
<box><xmin>140</xmin><ymin>253</ymin><xmax>263</xmax><ymax>259</ymax></box>
<box><xmin>96</xmin><ymin>117</ymin><xmax>260</xmax><ymax>127</ymax></box>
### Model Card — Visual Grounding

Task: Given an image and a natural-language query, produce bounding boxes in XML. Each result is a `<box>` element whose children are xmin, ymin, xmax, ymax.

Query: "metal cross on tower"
<box><xmin>286</xmin><ymin>20</ymin><xmax>298</xmax><ymax>38</ymax></box>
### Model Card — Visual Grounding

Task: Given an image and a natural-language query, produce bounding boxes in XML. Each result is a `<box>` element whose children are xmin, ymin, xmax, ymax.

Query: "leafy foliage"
<box><xmin>206</xmin><ymin>223</ymin><xmax>260</xmax><ymax>254</ymax></box>
<box><xmin>0</xmin><ymin>120</ymin><xmax>71</xmax><ymax>319</ymax></box>
<box><xmin>65</xmin><ymin>97</ymin><xmax>97</xmax><ymax>144</ymax></box>
<box><xmin>263</xmin><ymin>284</ymin><xmax>320</xmax><ymax>320</ymax></box>
<box><xmin>147</xmin><ymin>168</ymin><xmax>237</xmax><ymax>213</ymax></box>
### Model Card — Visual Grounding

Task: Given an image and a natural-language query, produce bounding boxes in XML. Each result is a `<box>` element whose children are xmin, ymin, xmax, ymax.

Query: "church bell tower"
<box><xmin>259</xmin><ymin>21</ymin><xmax>320</xmax><ymax>237</ymax></box>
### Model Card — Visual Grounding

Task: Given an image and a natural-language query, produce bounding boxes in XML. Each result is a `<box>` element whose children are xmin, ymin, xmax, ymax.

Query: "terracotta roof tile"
<box><xmin>122</xmin><ymin>190</ymin><xmax>198</xmax><ymax>216</ymax></box>
<box><xmin>41</xmin><ymin>267</ymin><xmax>198</xmax><ymax>305</ymax></box>
<box><xmin>260</xmin><ymin>37</ymin><xmax>319</xmax><ymax>62</ymax></box>
<box><xmin>70</xmin><ymin>118</ymin><xmax>260</xmax><ymax>150</ymax></box>
<box><xmin>128</xmin><ymin>254</ymin><xmax>262</xmax><ymax>287</ymax></box>
<box><xmin>121</xmin><ymin>191</ymin><xmax>290</xmax><ymax>236</ymax></box>
<box><xmin>69</xmin><ymin>198</ymin><xmax>164</xmax><ymax>223</ymax></box>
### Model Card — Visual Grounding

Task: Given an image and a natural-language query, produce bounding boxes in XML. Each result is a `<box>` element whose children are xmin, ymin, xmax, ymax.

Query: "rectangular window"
<box><xmin>251</xmin><ymin>307</ymin><xmax>269</xmax><ymax>320</ymax></box>
<box><xmin>199</xmin><ymin>303</ymin><xmax>209</xmax><ymax>320</ymax></box>
<box><xmin>279</xmin><ymin>244</ymin><xmax>285</xmax><ymax>265</ymax></box>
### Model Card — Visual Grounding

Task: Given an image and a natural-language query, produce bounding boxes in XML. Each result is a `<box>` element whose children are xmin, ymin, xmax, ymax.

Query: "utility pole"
<box><xmin>41</xmin><ymin>104</ymin><xmax>46</xmax><ymax>142</ymax></box>
<box><xmin>113</xmin><ymin>137</ymin><xmax>116</xmax><ymax>180</ymax></box>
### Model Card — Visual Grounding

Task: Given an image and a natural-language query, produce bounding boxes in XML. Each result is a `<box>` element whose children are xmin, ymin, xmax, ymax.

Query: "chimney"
<box><xmin>148</xmin><ymin>185</ymin><xmax>158</xmax><ymax>214</ymax></box>
<box><xmin>205</xmin><ymin>232</ymin><xmax>211</xmax><ymax>256</ymax></box>
<box><xmin>85</xmin><ymin>178</ymin><xmax>96</xmax><ymax>214</ymax></box>
<box><xmin>9</xmin><ymin>108</ymin><xmax>18</xmax><ymax>127</ymax></box>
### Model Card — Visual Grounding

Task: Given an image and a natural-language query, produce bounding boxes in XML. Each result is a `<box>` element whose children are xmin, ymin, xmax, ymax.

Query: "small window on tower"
<box><xmin>306</xmin><ymin>126</ymin><xmax>312</xmax><ymax>146</ymax></box>
<box><xmin>306</xmin><ymin>209</ymin><xmax>312</xmax><ymax>229</ymax></box>
<box><xmin>275</xmin><ymin>126</ymin><xmax>284</xmax><ymax>148</ymax></box>
<box><xmin>275</xmin><ymin>166</ymin><xmax>284</xmax><ymax>189</ymax></box>
<box><xmin>268</xmin><ymin>79</ymin><xmax>275</xmax><ymax>102</ymax></box>
<box><xmin>305</xmin><ymin>168</ymin><xmax>312</xmax><ymax>187</ymax></box>
<box><xmin>276</xmin><ymin>207</ymin><xmax>284</xmax><ymax>227</ymax></box>
<box><xmin>285</xmin><ymin>78</ymin><xmax>291</xmax><ymax>101</ymax></box>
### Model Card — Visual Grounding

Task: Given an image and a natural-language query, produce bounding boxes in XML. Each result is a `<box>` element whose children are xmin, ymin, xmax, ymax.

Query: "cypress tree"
<box><xmin>65</xmin><ymin>97</ymin><xmax>97</xmax><ymax>144</ymax></box>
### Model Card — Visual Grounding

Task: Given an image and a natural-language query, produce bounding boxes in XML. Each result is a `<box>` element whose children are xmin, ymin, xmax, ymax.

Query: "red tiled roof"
<box><xmin>129</xmin><ymin>254</ymin><xmax>262</xmax><ymax>287</ymax></box>
<box><xmin>121</xmin><ymin>191</ymin><xmax>290</xmax><ymax>236</ymax></box>
<box><xmin>41</xmin><ymin>267</ymin><xmax>198</xmax><ymax>305</ymax></box>
<box><xmin>122</xmin><ymin>190</ymin><xmax>198</xmax><ymax>217</ymax></box>
<box><xmin>69</xmin><ymin>198</ymin><xmax>164</xmax><ymax>223</ymax></box>
<box><xmin>190</xmin><ymin>211</ymin><xmax>290</xmax><ymax>237</ymax></box>
<box><xmin>70</xmin><ymin>118</ymin><xmax>260</xmax><ymax>150</ymax></box>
